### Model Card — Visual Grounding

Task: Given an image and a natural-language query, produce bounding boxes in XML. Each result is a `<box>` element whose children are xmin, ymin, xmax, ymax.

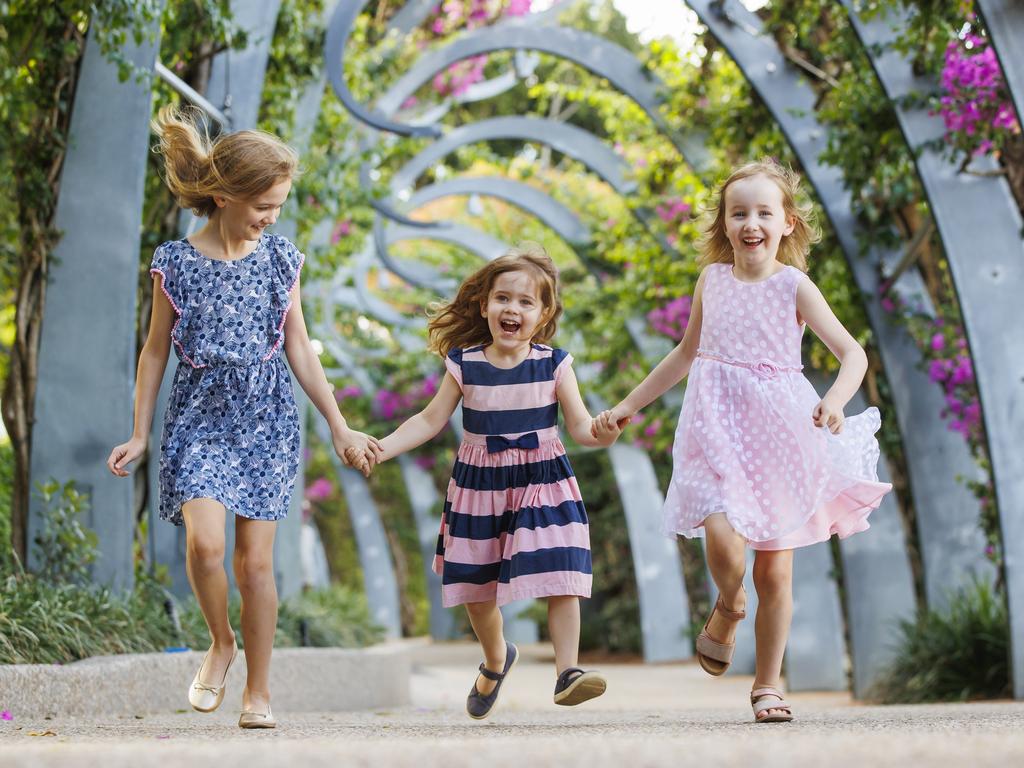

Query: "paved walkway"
<box><xmin>2</xmin><ymin>643</ymin><xmax>1022</xmax><ymax>766</ymax></box>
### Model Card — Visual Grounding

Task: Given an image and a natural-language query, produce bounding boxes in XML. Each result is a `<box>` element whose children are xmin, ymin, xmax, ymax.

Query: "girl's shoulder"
<box><xmin>150</xmin><ymin>239</ymin><xmax>191</xmax><ymax>273</ymax></box>
<box><xmin>531</xmin><ymin>343</ymin><xmax>572</xmax><ymax>369</ymax></box>
<box><xmin>265</xmin><ymin>232</ymin><xmax>305</xmax><ymax>288</ymax></box>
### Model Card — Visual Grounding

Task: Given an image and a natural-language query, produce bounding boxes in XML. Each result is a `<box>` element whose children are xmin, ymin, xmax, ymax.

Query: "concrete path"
<box><xmin>2</xmin><ymin>642</ymin><xmax>1022</xmax><ymax>767</ymax></box>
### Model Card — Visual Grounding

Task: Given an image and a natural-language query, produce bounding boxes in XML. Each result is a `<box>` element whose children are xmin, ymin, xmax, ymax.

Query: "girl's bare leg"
<box><xmin>182</xmin><ymin>499</ymin><xmax>236</xmax><ymax>683</ymax></box>
<box><xmin>233</xmin><ymin>516</ymin><xmax>278</xmax><ymax>714</ymax></box>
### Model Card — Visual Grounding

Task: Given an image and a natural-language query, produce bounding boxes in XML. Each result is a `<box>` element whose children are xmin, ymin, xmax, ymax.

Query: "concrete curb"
<box><xmin>0</xmin><ymin>643</ymin><xmax>411</xmax><ymax>717</ymax></box>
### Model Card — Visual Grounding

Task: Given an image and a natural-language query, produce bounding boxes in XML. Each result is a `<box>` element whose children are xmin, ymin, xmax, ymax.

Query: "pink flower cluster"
<box><xmin>426</xmin><ymin>1</ymin><xmax>532</xmax><ymax>96</ymax></box>
<box><xmin>656</xmin><ymin>197</ymin><xmax>691</xmax><ymax>223</ymax></box>
<box><xmin>937</xmin><ymin>34</ymin><xmax>1020</xmax><ymax>157</ymax></box>
<box><xmin>880</xmin><ymin>287</ymin><xmax>982</xmax><ymax>444</ymax></box>
<box><xmin>305</xmin><ymin>477</ymin><xmax>334</xmax><ymax>502</ymax></box>
<box><xmin>647</xmin><ymin>295</ymin><xmax>692</xmax><ymax>341</ymax></box>
<box><xmin>331</xmin><ymin>219</ymin><xmax>352</xmax><ymax>244</ymax></box>
<box><xmin>373</xmin><ymin>373</ymin><xmax>441</xmax><ymax>420</ymax></box>
<box><xmin>334</xmin><ymin>384</ymin><xmax>363</xmax><ymax>402</ymax></box>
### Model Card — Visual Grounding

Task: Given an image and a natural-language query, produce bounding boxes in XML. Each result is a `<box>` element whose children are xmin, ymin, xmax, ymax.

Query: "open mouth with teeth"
<box><xmin>742</xmin><ymin>236</ymin><xmax>764</xmax><ymax>247</ymax></box>
<box><xmin>499</xmin><ymin>319</ymin><xmax>521</xmax><ymax>334</ymax></box>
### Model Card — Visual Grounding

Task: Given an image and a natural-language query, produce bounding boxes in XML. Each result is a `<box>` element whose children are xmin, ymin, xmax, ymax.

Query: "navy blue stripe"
<box><xmin>451</xmin><ymin>454</ymin><xmax>575</xmax><ymax>491</ymax></box>
<box><xmin>504</xmin><ymin>546</ymin><xmax>592</xmax><ymax>580</ymax></box>
<box><xmin>441</xmin><ymin>546</ymin><xmax>592</xmax><ymax>586</ymax></box>
<box><xmin>461</xmin><ymin>358</ymin><xmax>554</xmax><ymax>386</ymax></box>
<box><xmin>444</xmin><ymin>500</ymin><xmax>588</xmax><ymax>540</ymax></box>
<box><xmin>442</xmin><ymin>560</ymin><xmax>502</xmax><ymax>585</ymax></box>
<box><xmin>463</xmin><ymin>403</ymin><xmax>558</xmax><ymax>434</ymax></box>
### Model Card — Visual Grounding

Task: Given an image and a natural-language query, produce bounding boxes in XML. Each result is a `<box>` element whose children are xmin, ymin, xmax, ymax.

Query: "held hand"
<box><xmin>812</xmin><ymin>396</ymin><xmax>845</xmax><ymax>434</ymax></box>
<box><xmin>333</xmin><ymin>429</ymin><xmax>380</xmax><ymax>478</ymax></box>
<box><xmin>590</xmin><ymin>411</ymin><xmax>623</xmax><ymax>447</ymax></box>
<box><xmin>106</xmin><ymin>437</ymin><xmax>147</xmax><ymax>477</ymax></box>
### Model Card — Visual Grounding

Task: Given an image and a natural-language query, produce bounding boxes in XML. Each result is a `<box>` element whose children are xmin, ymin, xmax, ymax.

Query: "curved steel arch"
<box><xmin>842</xmin><ymin>0</ymin><xmax>1024</xmax><ymax>700</ymax></box>
<box><xmin>404</xmin><ymin>177</ymin><xmax>590</xmax><ymax>245</ymax></box>
<box><xmin>392</xmin><ymin>116</ymin><xmax>634</xmax><ymax>193</ymax></box>
<box><xmin>325</xmin><ymin>0</ymin><xmax>440</xmax><ymax>137</ymax></box>
<box><xmin>373</xmin><ymin>21</ymin><xmax>710</xmax><ymax>168</ymax></box>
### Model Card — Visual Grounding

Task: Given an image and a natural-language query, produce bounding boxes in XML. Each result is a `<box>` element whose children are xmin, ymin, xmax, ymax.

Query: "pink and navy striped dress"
<box><xmin>433</xmin><ymin>343</ymin><xmax>593</xmax><ymax>608</ymax></box>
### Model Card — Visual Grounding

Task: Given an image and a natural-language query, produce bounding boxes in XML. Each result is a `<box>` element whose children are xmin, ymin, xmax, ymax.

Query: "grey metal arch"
<box><xmin>28</xmin><ymin>11</ymin><xmax>165</xmax><ymax>591</ymax></box>
<box><xmin>374</xmin><ymin>220</ymin><xmax>506</xmax><ymax>292</ymax></box>
<box><xmin>149</xmin><ymin>0</ymin><xmax>284</xmax><ymax>597</ymax></box>
<box><xmin>403</xmin><ymin>177</ymin><xmax>591</xmax><ymax>245</ymax></box>
<box><xmin>373</xmin><ymin>20</ymin><xmax>711</xmax><ymax>168</ymax></box>
<box><xmin>687</xmin><ymin>0</ymin><xmax>973</xmax><ymax>689</ymax></box>
<box><xmin>391</xmin><ymin>116</ymin><xmax>634</xmax><ymax>194</ymax></box>
<box><xmin>977</xmin><ymin>1</ymin><xmax>1024</xmax><ymax>124</ymax></box>
<box><xmin>842</xmin><ymin>0</ymin><xmax>1024</xmax><ymax>700</ymax></box>
<box><xmin>324</xmin><ymin>0</ymin><xmax>439</xmax><ymax>137</ymax></box>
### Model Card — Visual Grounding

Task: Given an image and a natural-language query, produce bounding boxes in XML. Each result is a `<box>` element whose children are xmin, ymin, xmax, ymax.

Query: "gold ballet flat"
<box><xmin>188</xmin><ymin>645</ymin><xmax>237</xmax><ymax>713</ymax></box>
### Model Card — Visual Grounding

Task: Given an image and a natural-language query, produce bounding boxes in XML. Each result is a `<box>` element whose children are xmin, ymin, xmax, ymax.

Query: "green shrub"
<box><xmin>0</xmin><ymin>477</ymin><xmax>384</xmax><ymax>663</ymax></box>
<box><xmin>869</xmin><ymin>579</ymin><xmax>1011</xmax><ymax>703</ymax></box>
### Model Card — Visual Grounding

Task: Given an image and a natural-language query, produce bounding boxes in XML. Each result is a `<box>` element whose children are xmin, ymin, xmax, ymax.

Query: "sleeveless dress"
<box><xmin>434</xmin><ymin>344</ymin><xmax>592</xmax><ymax>607</ymax></box>
<box><xmin>662</xmin><ymin>262</ymin><xmax>892</xmax><ymax>549</ymax></box>
<box><xmin>149</xmin><ymin>233</ymin><xmax>304</xmax><ymax>526</ymax></box>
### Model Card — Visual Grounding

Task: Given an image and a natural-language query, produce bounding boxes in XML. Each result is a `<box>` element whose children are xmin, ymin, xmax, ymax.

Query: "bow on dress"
<box><xmin>486</xmin><ymin>432</ymin><xmax>540</xmax><ymax>454</ymax></box>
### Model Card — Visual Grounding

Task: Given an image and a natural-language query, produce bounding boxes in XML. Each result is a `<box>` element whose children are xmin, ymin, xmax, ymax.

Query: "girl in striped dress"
<box><xmin>377</xmin><ymin>242</ymin><xmax>621</xmax><ymax>719</ymax></box>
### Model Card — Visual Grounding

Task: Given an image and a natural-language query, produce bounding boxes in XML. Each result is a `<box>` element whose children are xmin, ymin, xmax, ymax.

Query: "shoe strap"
<box><xmin>556</xmin><ymin>667</ymin><xmax>585</xmax><ymax>687</ymax></box>
<box><xmin>716</xmin><ymin>596</ymin><xmax>746</xmax><ymax>621</ymax></box>
<box><xmin>477</xmin><ymin>662</ymin><xmax>505</xmax><ymax>682</ymax></box>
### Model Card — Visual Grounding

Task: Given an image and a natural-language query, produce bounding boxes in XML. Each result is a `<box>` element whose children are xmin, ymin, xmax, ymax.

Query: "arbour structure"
<box><xmin>25</xmin><ymin>0</ymin><xmax>1024</xmax><ymax>697</ymax></box>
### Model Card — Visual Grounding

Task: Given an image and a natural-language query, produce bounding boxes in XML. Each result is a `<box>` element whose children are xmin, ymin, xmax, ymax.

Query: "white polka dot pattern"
<box><xmin>661</xmin><ymin>263</ymin><xmax>892</xmax><ymax>549</ymax></box>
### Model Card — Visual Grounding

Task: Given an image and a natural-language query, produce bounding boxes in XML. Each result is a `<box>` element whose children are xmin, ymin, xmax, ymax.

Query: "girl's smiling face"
<box><xmin>215</xmin><ymin>177</ymin><xmax>292</xmax><ymax>241</ymax></box>
<box><xmin>481</xmin><ymin>270</ymin><xmax>546</xmax><ymax>353</ymax></box>
<box><xmin>723</xmin><ymin>173</ymin><xmax>795</xmax><ymax>269</ymax></box>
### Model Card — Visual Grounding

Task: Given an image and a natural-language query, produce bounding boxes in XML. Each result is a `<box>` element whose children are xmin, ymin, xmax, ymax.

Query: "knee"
<box><xmin>753</xmin><ymin>560</ymin><xmax>792</xmax><ymax>599</ymax></box>
<box><xmin>187</xmin><ymin>538</ymin><xmax>225</xmax><ymax>572</ymax></box>
<box><xmin>464</xmin><ymin>600</ymin><xmax>498</xmax><ymax>619</ymax></box>
<box><xmin>235</xmin><ymin>553</ymin><xmax>275</xmax><ymax>592</ymax></box>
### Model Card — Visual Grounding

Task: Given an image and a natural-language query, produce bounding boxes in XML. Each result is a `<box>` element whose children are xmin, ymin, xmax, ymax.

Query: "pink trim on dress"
<box><xmin>150</xmin><ymin>268</ymin><xmax>205</xmax><ymax>370</ymax></box>
<box><xmin>262</xmin><ymin>251</ymin><xmax>305</xmax><ymax>361</ymax></box>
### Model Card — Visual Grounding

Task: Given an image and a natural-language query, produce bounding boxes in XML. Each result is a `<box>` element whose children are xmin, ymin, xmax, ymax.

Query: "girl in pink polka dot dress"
<box><xmin>597</xmin><ymin>160</ymin><xmax>892</xmax><ymax>724</ymax></box>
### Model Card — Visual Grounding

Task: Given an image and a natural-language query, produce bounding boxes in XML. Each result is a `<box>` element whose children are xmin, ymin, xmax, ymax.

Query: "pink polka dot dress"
<box><xmin>662</xmin><ymin>262</ymin><xmax>892</xmax><ymax>550</ymax></box>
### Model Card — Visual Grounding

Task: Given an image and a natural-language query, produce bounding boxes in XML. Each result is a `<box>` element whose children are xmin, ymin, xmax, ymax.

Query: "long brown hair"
<box><xmin>697</xmin><ymin>158</ymin><xmax>820</xmax><ymax>271</ymax></box>
<box><xmin>151</xmin><ymin>105</ymin><xmax>299</xmax><ymax>217</ymax></box>
<box><xmin>427</xmin><ymin>242</ymin><xmax>562</xmax><ymax>358</ymax></box>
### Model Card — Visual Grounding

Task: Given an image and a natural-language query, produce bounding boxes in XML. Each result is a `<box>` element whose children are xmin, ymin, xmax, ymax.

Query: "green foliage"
<box><xmin>31</xmin><ymin>480</ymin><xmax>98</xmax><ymax>584</ymax></box>
<box><xmin>869</xmin><ymin>579</ymin><xmax>1011</xmax><ymax>703</ymax></box>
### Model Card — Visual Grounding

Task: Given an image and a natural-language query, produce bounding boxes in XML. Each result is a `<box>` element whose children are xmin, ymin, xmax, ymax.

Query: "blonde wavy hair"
<box><xmin>151</xmin><ymin>105</ymin><xmax>299</xmax><ymax>217</ymax></box>
<box><xmin>697</xmin><ymin>158</ymin><xmax>820</xmax><ymax>271</ymax></box>
<box><xmin>427</xmin><ymin>242</ymin><xmax>563</xmax><ymax>358</ymax></box>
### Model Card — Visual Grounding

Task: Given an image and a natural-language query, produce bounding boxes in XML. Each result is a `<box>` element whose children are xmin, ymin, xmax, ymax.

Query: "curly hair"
<box><xmin>697</xmin><ymin>158</ymin><xmax>821</xmax><ymax>271</ymax></box>
<box><xmin>427</xmin><ymin>242</ymin><xmax>562</xmax><ymax>358</ymax></box>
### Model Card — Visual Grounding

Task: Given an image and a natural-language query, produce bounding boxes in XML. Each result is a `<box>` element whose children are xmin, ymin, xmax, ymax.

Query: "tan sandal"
<box><xmin>695</xmin><ymin>593</ymin><xmax>746</xmax><ymax>676</ymax></box>
<box><xmin>751</xmin><ymin>687</ymin><xmax>794</xmax><ymax>723</ymax></box>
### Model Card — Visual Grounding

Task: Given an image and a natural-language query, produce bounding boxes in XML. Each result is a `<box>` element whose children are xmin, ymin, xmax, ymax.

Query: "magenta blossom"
<box><xmin>305</xmin><ymin>477</ymin><xmax>333</xmax><ymax>502</ymax></box>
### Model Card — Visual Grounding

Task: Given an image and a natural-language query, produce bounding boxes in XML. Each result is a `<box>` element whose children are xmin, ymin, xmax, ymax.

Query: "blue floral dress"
<box><xmin>150</xmin><ymin>233</ymin><xmax>304</xmax><ymax>526</ymax></box>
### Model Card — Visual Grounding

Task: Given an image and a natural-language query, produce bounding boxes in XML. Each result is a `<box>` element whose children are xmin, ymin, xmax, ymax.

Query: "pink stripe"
<box><xmin>511</xmin><ymin>521</ymin><xmax>589</xmax><ymax>554</ymax></box>
<box><xmin>262</xmin><ymin>251</ymin><xmax>305</xmax><ymax>361</ymax></box>
<box><xmin>441</xmin><ymin>536</ymin><xmax>504</xmax><ymax>565</ymax></box>
<box><xmin>447</xmin><ymin>477</ymin><xmax>583</xmax><ymax>514</ymax></box>
<box><xmin>461</xmin><ymin>345</ymin><xmax>554</xmax><ymax>363</ymax></box>
<box><xmin>463</xmin><ymin>379</ymin><xmax>555</xmax><ymax>411</ymax></box>
<box><xmin>151</xmin><ymin>268</ymin><xmax>205</xmax><ymax>370</ymax></box>
<box><xmin>503</xmin><ymin>572</ymin><xmax>592</xmax><ymax>602</ymax></box>
<box><xmin>440</xmin><ymin>523</ymin><xmax>588</xmax><ymax>565</ymax></box>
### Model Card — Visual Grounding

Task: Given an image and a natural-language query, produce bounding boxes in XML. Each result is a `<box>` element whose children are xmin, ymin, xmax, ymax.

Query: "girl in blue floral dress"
<box><xmin>107</xmin><ymin>106</ymin><xmax>380</xmax><ymax>729</ymax></box>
